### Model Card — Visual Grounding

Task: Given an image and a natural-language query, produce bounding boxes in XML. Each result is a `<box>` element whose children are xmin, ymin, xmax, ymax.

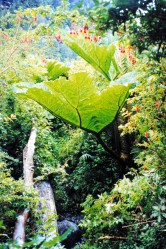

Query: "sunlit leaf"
<box><xmin>64</xmin><ymin>35</ymin><xmax>119</xmax><ymax>80</ymax></box>
<box><xmin>46</xmin><ymin>61</ymin><xmax>69</xmax><ymax>80</ymax></box>
<box><xmin>110</xmin><ymin>71</ymin><xmax>139</xmax><ymax>86</ymax></box>
<box><xmin>14</xmin><ymin>72</ymin><xmax>132</xmax><ymax>133</ymax></box>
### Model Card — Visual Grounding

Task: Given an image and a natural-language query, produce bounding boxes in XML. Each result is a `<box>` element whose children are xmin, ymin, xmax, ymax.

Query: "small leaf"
<box><xmin>162</xmin><ymin>213</ymin><xmax>166</xmax><ymax>218</ymax></box>
<box><xmin>46</xmin><ymin>61</ymin><xmax>69</xmax><ymax>80</ymax></box>
<box><xmin>153</xmin><ymin>206</ymin><xmax>159</xmax><ymax>210</ymax></box>
<box><xmin>111</xmin><ymin>71</ymin><xmax>139</xmax><ymax>86</ymax></box>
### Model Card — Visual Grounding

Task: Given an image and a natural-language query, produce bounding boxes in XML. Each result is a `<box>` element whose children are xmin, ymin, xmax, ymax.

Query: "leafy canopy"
<box><xmin>89</xmin><ymin>0</ymin><xmax>166</xmax><ymax>60</ymax></box>
<box><xmin>14</xmin><ymin>35</ymin><xmax>134</xmax><ymax>134</ymax></box>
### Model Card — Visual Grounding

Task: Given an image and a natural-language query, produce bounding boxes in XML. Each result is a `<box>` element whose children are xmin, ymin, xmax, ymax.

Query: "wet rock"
<box><xmin>58</xmin><ymin>214</ymin><xmax>84</xmax><ymax>225</ymax></box>
<box><xmin>58</xmin><ymin>220</ymin><xmax>81</xmax><ymax>248</ymax></box>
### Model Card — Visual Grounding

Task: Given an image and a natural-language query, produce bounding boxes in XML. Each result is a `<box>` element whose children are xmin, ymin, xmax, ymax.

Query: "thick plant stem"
<box><xmin>94</xmin><ymin>133</ymin><xmax>126</xmax><ymax>167</ymax></box>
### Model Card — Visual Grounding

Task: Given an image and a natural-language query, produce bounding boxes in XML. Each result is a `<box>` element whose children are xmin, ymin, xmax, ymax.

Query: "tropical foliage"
<box><xmin>89</xmin><ymin>0</ymin><xmax>166</xmax><ymax>60</ymax></box>
<box><xmin>14</xmin><ymin>31</ymin><xmax>136</xmax><ymax>141</ymax></box>
<box><xmin>0</xmin><ymin>0</ymin><xmax>165</xmax><ymax>248</ymax></box>
<box><xmin>78</xmin><ymin>60</ymin><xmax>166</xmax><ymax>249</ymax></box>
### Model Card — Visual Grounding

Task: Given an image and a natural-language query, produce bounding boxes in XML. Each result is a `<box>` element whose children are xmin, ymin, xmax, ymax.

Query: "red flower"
<box><xmin>132</xmin><ymin>59</ymin><xmax>136</xmax><ymax>65</ymax></box>
<box><xmin>55</xmin><ymin>35</ymin><xmax>61</xmax><ymax>40</ymax></box>
<box><xmin>155</xmin><ymin>101</ymin><xmax>161</xmax><ymax>109</ymax></box>
<box><xmin>3</xmin><ymin>33</ymin><xmax>9</xmax><ymax>39</ymax></box>
<box><xmin>135</xmin><ymin>106</ymin><xmax>140</xmax><ymax>112</ymax></box>
<box><xmin>20</xmin><ymin>38</ymin><xmax>29</xmax><ymax>44</ymax></box>
<box><xmin>144</xmin><ymin>132</ymin><xmax>149</xmax><ymax>138</ymax></box>
<box><xmin>55</xmin><ymin>34</ymin><xmax>61</xmax><ymax>43</ymax></box>
<box><xmin>34</xmin><ymin>16</ymin><xmax>37</xmax><ymax>22</ymax></box>
<box><xmin>84</xmin><ymin>25</ymin><xmax>89</xmax><ymax>31</ymax></box>
<box><xmin>119</xmin><ymin>47</ymin><xmax>125</xmax><ymax>53</ymax></box>
<box><xmin>93</xmin><ymin>36</ymin><xmax>98</xmax><ymax>43</ymax></box>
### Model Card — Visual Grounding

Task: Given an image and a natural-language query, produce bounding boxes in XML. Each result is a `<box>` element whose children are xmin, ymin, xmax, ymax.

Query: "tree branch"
<box><xmin>122</xmin><ymin>220</ymin><xmax>156</xmax><ymax>228</ymax></box>
<box><xmin>98</xmin><ymin>235</ymin><xmax>139</xmax><ymax>242</ymax></box>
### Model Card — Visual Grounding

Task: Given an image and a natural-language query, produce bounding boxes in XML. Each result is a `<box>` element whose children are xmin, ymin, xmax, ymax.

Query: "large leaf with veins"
<box><xmin>14</xmin><ymin>72</ymin><xmax>132</xmax><ymax>133</ymax></box>
<box><xmin>64</xmin><ymin>35</ymin><xmax>119</xmax><ymax>81</ymax></box>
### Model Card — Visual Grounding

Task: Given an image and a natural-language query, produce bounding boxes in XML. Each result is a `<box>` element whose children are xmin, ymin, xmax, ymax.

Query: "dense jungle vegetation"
<box><xmin>0</xmin><ymin>0</ymin><xmax>166</xmax><ymax>248</ymax></box>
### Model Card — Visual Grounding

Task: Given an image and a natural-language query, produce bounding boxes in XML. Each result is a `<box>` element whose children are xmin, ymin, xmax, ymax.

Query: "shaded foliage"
<box><xmin>89</xmin><ymin>0</ymin><xmax>166</xmax><ymax>60</ymax></box>
<box><xmin>78</xmin><ymin>57</ymin><xmax>166</xmax><ymax>249</ymax></box>
<box><xmin>0</xmin><ymin>1</ymin><xmax>165</xmax><ymax>248</ymax></box>
<box><xmin>53</xmin><ymin>132</ymin><xmax>121</xmax><ymax>214</ymax></box>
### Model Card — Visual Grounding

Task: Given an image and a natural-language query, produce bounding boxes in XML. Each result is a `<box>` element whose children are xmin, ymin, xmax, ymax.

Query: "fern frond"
<box><xmin>79</xmin><ymin>153</ymin><xmax>94</xmax><ymax>162</ymax></box>
<box><xmin>115</xmin><ymin>52</ymin><xmax>132</xmax><ymax>75</ymax></box>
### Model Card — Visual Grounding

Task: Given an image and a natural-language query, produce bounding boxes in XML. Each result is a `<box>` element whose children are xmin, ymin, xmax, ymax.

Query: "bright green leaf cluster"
<box><xmin>14</xmin><ymin>72</ymin><xmax>132</xmax><ymax>133</ymax></box>
<box><xmin>64</xmin><ymin>35</ymin><xmax>119</xmax><ymax>81</ymax></box>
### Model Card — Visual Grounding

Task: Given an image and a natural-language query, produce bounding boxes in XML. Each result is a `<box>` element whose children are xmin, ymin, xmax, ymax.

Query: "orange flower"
<box><xmin>144</xmin><ymin>132</ymin><xmax>149</xmax><ymax>138</ymax></box>
<box><xmin>42</xmin><ymin>59</ymin><xmax>47</xmax><ymax>64</ymax></box>
<box><xmin>155</xmin><ymin>101</ymin><xmax>161</xmax><ymax>109</ymax></box>
<box><xmin>3</xmin><ymin>33</ymin><xmax>9</xmax><ymax>40</ymax></box>
<box><xmin>132</xmin><ymin>59</ymin><xmax>136</xmax><ymax>64</ymax></box>
<box><xmin>93</xmin><ymin>36</ymin><xmax>98</xmax><ymax>43</ymax></box>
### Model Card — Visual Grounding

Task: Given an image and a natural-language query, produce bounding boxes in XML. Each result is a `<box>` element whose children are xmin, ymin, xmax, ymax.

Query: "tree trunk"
<box><xmin>11</xmin><ymin>127</ymin><xmax>58</xmax><ymax>248</ymax></box>
<box><xmin>12</xmin><ymin>209</ymin><xmax>29</xmax><ymax>248</ymax></box>
<box><xmin>10</xmin><ymin>127</ymin><xmax>37</xmax><ymax>249</ymax></box>
<box><xmin>23</xmin><ymin>127</ymin><xmax>37</xmax><ymax>189</ymax></box>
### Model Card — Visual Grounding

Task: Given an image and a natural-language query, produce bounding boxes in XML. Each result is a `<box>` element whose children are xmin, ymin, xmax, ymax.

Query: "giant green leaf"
<box><xmin>14</xmin><ymin>72</ymin><xmax>132</xmax><ymax>134</ymax></box>
<box><xmin>64</xmin><ymin>35</ymin><xmax>119</xmax><ymax>81</ymax></box>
